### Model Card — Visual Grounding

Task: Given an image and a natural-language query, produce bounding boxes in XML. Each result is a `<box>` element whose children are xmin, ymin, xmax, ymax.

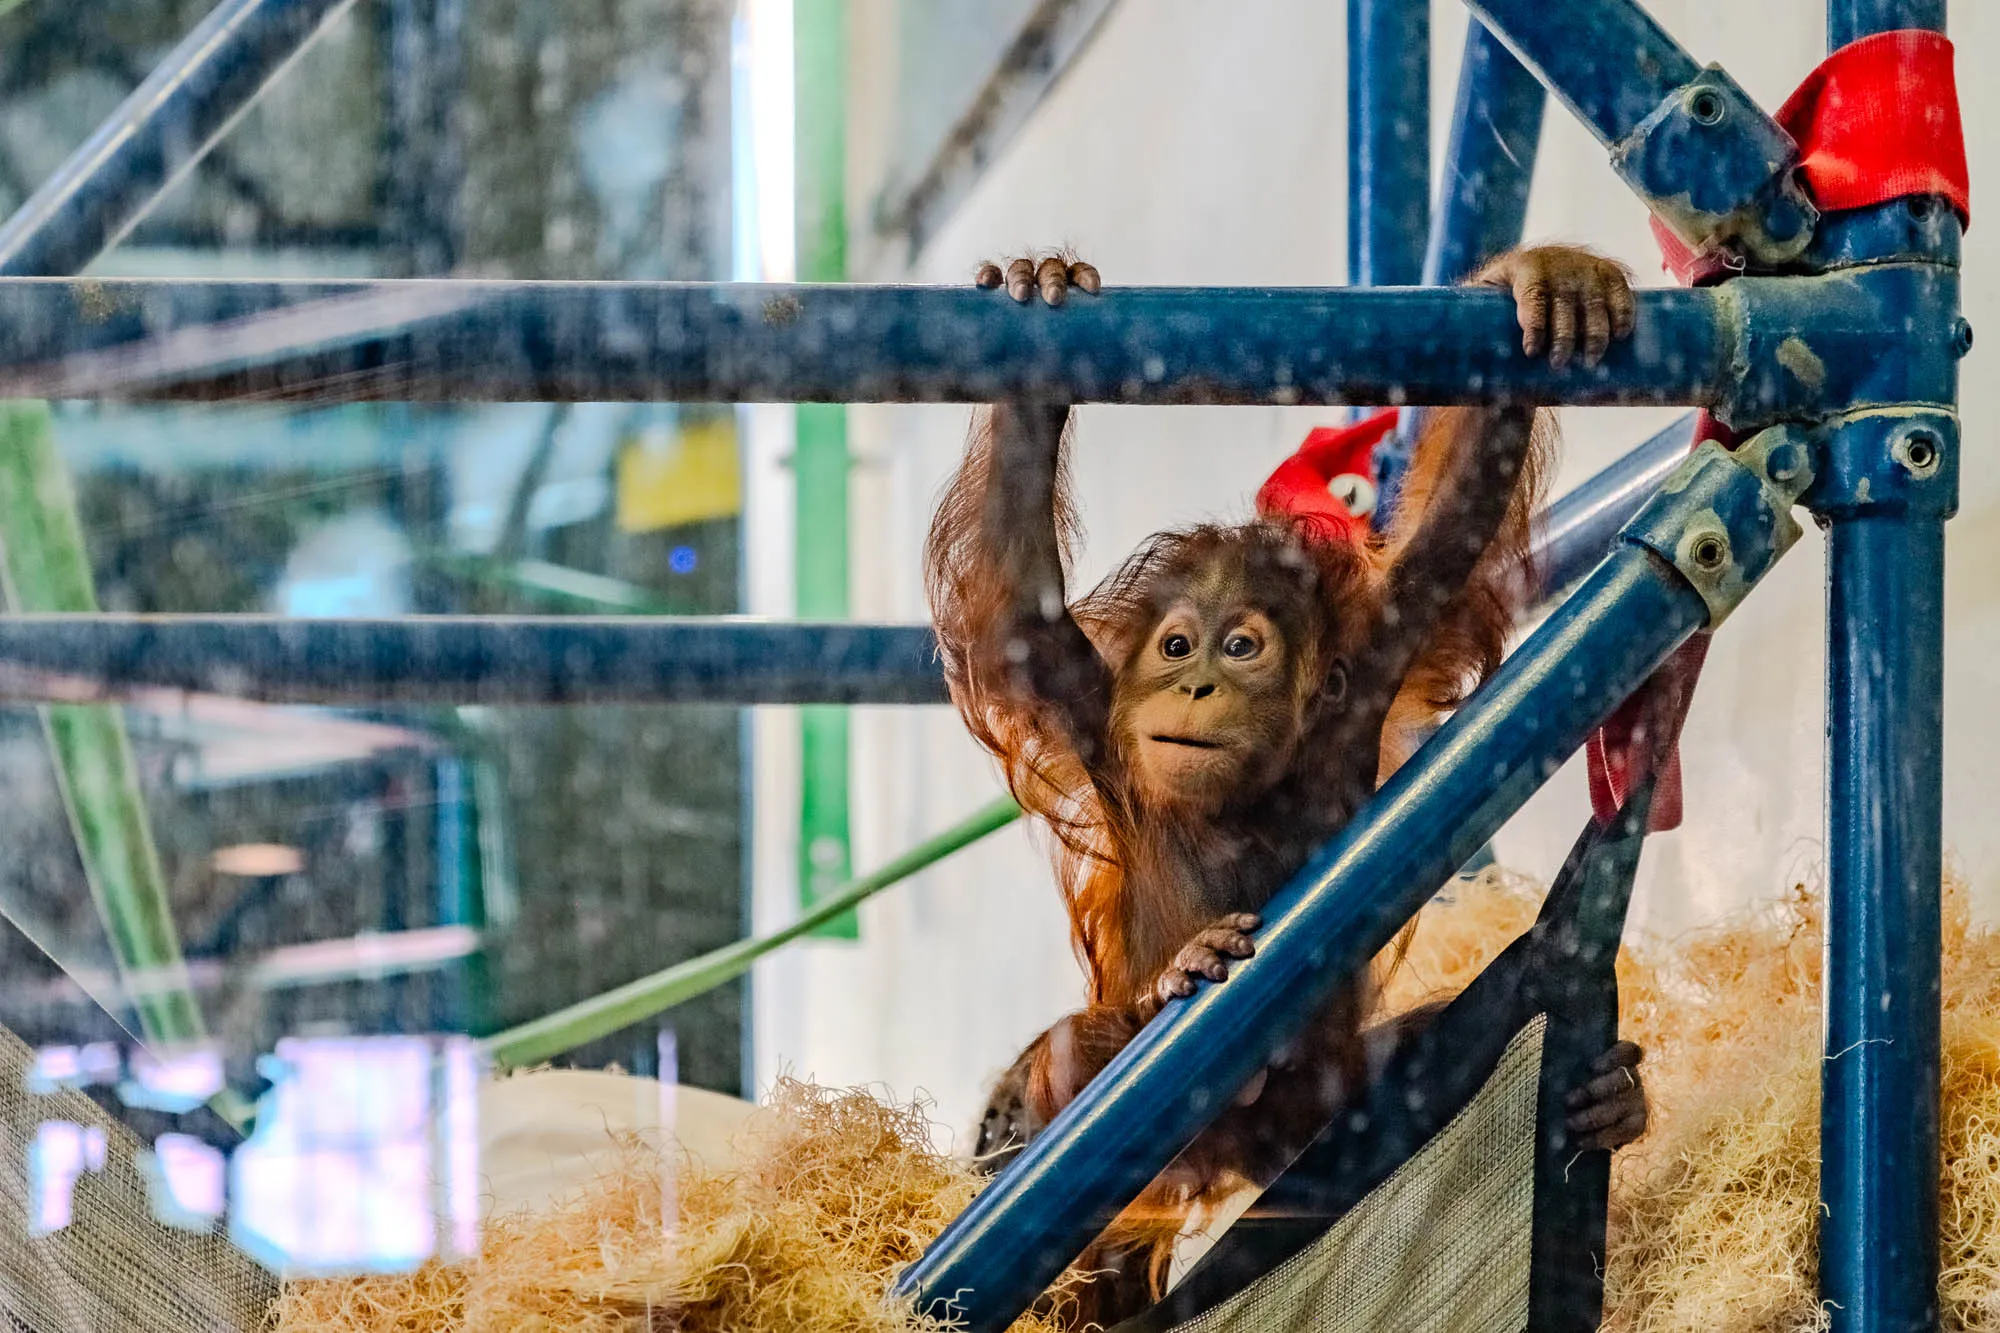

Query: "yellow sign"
<box><xmin>616</xmin><ymin>418</ymin><xmax>742</xmax><ymax>532</ymax></box>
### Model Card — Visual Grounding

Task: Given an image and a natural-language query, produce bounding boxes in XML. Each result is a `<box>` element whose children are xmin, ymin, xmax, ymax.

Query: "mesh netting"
<box><xmin>0</xmin><ymin>1021</ymin><xmax>276</xmax><ymax>1333</ymax></box>
<box><xmin>1167</xmin><ymin>1015</ymin><xmax>1545</xmax><ymax>1333</ymax></box>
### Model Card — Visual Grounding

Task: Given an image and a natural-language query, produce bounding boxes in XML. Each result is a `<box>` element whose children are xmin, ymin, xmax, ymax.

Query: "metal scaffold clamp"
<box><xmin>1619</xmin><ymin>428</ymin><xmax>1814</xmax><ymax>629</ymax></box>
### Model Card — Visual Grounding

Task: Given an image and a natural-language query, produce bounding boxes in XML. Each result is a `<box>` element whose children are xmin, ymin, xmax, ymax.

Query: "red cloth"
<box><xmin>1653</xmin><ymin>29</ymin><xmax>1968</xmax><ymax>281</ymax></box>
<box><xmin>1253</xmin><ymin>408</ymin><xmax>1398</xmax><ymax>543</ymax></box>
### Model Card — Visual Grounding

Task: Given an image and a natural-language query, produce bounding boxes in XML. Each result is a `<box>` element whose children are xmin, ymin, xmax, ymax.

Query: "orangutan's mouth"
<box><xmin>1151</xmin><ymin>735</ymin><xmax>1224</xmax><ymax>750</ymax></box>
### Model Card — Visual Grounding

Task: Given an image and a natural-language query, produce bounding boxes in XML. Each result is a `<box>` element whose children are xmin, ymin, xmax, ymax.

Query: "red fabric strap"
<box><xmin>1654</xmin><ymin>29</ymin><xmax>1967</xmax><ymax>282</ymax></box>
<box><xmin>1254</xmin><ymin>408</ymin><xmax>1398</xmax><ymax>545</ymax></box>
<box><xmin>1583</xmin><ymin>412</ymin><xmax>1743</xmax><ymax>831</ymax></box>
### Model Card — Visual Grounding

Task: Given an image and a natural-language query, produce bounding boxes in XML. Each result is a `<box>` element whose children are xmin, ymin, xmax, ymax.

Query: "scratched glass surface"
<box><xmin>0</xmin><ymin>0</ymin><xmax>754</xmax><ymax>1282</ymax></box>
<box><xmin>0</xmin><ymin>0</ymin><xmax>1872</xmax><ymax>1325</ymax></box>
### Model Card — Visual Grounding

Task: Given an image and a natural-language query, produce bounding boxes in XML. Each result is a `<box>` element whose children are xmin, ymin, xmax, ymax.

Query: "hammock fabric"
<box><xmin>1111</xmin><ymin>773</ymin><xmax>1658</xmax><ymax>1332</ymax></box>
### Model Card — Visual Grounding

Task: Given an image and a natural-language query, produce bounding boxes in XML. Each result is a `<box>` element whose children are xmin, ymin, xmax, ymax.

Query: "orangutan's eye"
<box><xmin>1161</xmin><ymin>633</ymin><xmax>1193</xmax><ymax>660</ymax></box>
<box><xmin>1223</xmin><ymin>632</ymin><xmax>1260</xmax><ymax>659</ymax></box>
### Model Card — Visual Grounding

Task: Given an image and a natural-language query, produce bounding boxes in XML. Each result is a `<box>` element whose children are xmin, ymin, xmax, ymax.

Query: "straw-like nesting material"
<box><xmin>270</xmin><ymin>1078</ymin><xmax>1085</xmax><ymax>1332</ymax></box>
<box><xmin>1387</xmin><ymin>867</ymin><xmax>2000</xmax><ymax>1333</ymax></box>
<box><xmin>273</xmin><ymin>868</ymin><xmax>2000</xmax><ymax>1332</ymax></box>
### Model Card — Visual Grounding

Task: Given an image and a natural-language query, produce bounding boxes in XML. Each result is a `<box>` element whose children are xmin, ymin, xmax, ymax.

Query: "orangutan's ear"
<box><xmin>1321</xmin><ymin>660</ymin><xmax>1349</xmax><ymax>708</ymax></box>
<box><xmin>1084</xmin><ymin>616</ymin><xmax>1140</xmax><ymax>677</ymax></box>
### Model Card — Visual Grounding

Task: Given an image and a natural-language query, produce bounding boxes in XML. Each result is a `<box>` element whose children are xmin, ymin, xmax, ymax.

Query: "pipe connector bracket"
<box><xmin>1611</xmin><ymin>66</ymin><xmax>1818</xmax><ymax>268</ymax></box>
<box><xmin>1805</xmin><ymin>408</ymin><xmax>1960</xmax><ymax>522</ymax></box>
<box><xmin>1620</xmin><ymin>428</ymin><xmax>1813</xmax><ymax>628</ymax></box>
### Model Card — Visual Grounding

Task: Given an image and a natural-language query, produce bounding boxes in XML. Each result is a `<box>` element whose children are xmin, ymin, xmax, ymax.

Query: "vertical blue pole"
<box><xmin>1346</xmin><ymin>0</ymin><xmax>1429</xmax><ymax>287</ymax></box>
<box><xmin>1828</xmin><ymin>0</ymin><xmax>1946</xmax><ymax>46</ymax></box>
<box><xmin>383</xmin><ymin>0</ymin><xmax>466</xmax><ymax>277</ymax></box>
<box><xmin>1819</xmin><ymin>5</ymin><xmax>1950</xmax><ymax>1331</ymax></box>
<box><xmin>1823</xmin><ymin>515</ymin><xmax>1945</xmax><ymax>1333</ymax></box>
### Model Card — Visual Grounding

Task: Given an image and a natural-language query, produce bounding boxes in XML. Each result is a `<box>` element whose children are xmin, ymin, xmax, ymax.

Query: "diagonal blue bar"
<box><xmin>1461</xmin><ymin>0</ymin><xmax>1695</xmax><ymax>146</ymax></box>
<box><xmin>1464</xmin><ymin>0</ymin><xmax>1817</xmax><ymax>265</ymax></box>
<box><xmin>1532</xmin><ymin>413</ymin><xmax>1695</xmax><ymax>601</ymax></box>
<box><xmin>894</xmin><ymin>542</ymin><xmax>1713</xmax><ymax>1332</ymax></box>
<box><xmin>1377</xmin><ymin>14</ymin><xmax>1547</xmax><ymax>522</ymax></box>
<box><xmin>1424</xmin><ymin>16</ymin><xmax>1545</xmax><ymax>287</ymax></box>
<box><xmin>0</xmin><ymin>0</ymin><xmax>357</xmax><ymax>277</ymax></box>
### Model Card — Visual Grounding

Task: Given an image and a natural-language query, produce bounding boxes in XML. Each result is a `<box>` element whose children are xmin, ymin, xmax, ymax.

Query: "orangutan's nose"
<box><xmin>1182</xmin><ymin>681</ymin><xmax>1217</xmax><ymax>700</ymax></box>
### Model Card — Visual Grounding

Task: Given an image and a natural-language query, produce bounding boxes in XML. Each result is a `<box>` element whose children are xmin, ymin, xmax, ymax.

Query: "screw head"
<box><xmin>1686</xmin><ymin>88</ymin><xmax>1727</xmax><ymax>126</ymax></box>
<box><xmin>1892</xmin><ymin>427</ymin><xmax>1944</xmax><ymax>479</ymax></box>
<box><xmin>1690</xmin><ymin>532</ymin><xmax>1729</xmax><ymax>571</ymax></box>
<box><xmin>1954</xmin><ymin>317</ymin><xmax>1974</xmax><ymax>359</ymax></box>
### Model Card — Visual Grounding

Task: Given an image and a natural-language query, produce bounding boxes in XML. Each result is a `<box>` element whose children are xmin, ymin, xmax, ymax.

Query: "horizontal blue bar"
<box><xmin>893</xmin><ymin>546</ymin><xmax>1711</xmax><ymax>1329</ymax></box>
<box><xmin>0</xmin><ymin>0</ymin><xmax>356</xmax><ymax>277</ymax></box>
<box><xmin>0</xmin><ymin>616</ymin><xmax>947</xmax><ymax>706</ymax></box>
<box><xmin>0</xmin><ymin>277</ymin><xmax>1735</xmax><ymax>407</ymax></box>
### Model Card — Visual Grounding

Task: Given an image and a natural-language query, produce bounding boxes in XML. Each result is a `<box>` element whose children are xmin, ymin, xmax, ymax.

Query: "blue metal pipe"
<box><xmin>1465</xmin><ymin>0</ymin><xmax>1817</xmax><ymax>265</ymax></box>
<box><xmin>0</xmin><ymin>0</ymin><xmax>357</xmax><ymax>277</ymax></box>
<box><xmin>1813</xmin><ymin>1</ymin><xmax>1956</xmax><ymax>1313</ymax></box>
<box><xmin>1347</xmin><ymin>0</ymin><xmax>1429</xmax><ymax>287</ymax></box>
<box><xmin>1822</xmin><ymin>514</ymin><xmax>1945</xmax><ymax>1333</ymax></box>
<box><xmin>1532</xmin><ymin>414</ymin><xmax>1696</xmax><ymax>603</ymax></box>
<box><xmin>894</xmin><ymin>547</ymin><xmax>1712</xmax><ymax>1329</ymax></box>
<box><xmin>1377</xmin><ymin>14</ymin><xmax>1546</xmax><ymax>519</ymax></box>
<box><xmin>1829</xmin><ymin>0</ymin><xmax>1946</xmax><ymax>45</ymax></box>
<box><xmin>0</xmin><ymin>615</ymin><xmax>948</xmax><ymax>706</ymax></box>
<box><xmin>0</xmin><ymin>272</ymin><xmax>1930</xmax><ymax>420</ymax></box>
<box><xmin>1461</xmin><ymin>0</ymin><xmax>1697</xmax><ymax>146</ymax></box>
<box><xmin>1424</xmin><ymin>17</ymin><xmax>1545</xmax><ymax>287</ymax></box>
<box><xmin>1811</xmin><ymin>9</ymin><xmax>1956</xmax><ymax>1323</ymax></box>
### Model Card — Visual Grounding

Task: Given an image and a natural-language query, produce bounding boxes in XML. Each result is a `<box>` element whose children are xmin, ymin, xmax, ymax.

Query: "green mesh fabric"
<box><xmin>1168</xmin><ymin>1016</ymin><xmax>1546</xmax><ymax>1333</ymax></box>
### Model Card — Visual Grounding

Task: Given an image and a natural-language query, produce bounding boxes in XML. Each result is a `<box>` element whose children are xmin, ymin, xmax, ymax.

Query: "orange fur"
<box><xmin>926</xmin><ymin>270</ymin><xmax>1561</xmax><ymax>1328</ymax></box>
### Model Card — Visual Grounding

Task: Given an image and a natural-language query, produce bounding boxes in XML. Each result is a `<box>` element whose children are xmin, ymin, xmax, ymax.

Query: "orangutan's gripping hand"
<box><xmin>1135</xmin><ymin>913</ymin><xmax>1261</xmax><ymax>1023</ymax></box>
<box><xmin>976</xmin><ymin>254</ymin><xmax>1103</xmax><ymax>306</ymax></box>
<box><xmin>1565</xmin><ymin>1039</ymin><xmax>1649</xmax><ymax>1152</ymax></box>
<box><xmin>1474</xmin><ymin>245</ymin><xmax>1636</xmax><ymax>370</ymax></box>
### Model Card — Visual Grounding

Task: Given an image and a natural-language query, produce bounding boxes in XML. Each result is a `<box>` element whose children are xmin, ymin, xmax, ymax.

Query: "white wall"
<box><xmin>749</xmin><ymin>1</ymin><xmax>2000</xmax><ymax>1145</ymax></box>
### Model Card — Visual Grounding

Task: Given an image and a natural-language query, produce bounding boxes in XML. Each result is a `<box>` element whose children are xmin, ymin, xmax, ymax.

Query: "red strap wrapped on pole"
<box><xmin>1653</xmin><ymin>28</ymin><xmax>1969</xmax><ymax>283</ymax></box>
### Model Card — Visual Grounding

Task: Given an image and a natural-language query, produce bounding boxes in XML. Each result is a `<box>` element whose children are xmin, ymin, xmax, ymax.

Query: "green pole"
<box><xmin>481</xmin><ymin>796</ymin><xmax>1019</xmax><ymax>1069</ymax></box>
<box><xmin>0</xmin><ymin>403</ymin><xmax>247</xmax><ymax>1122</ymax></box>
<box><xmin>794</xmin><ymin>0</ymin><xmax>856</xmax><ymax>937</ymax></box>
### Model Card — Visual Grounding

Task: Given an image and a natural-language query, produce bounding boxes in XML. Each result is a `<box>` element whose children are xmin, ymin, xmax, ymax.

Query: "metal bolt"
<box><xmin>1954</xmin><ymin>317</ymin><xmax>1974</xmax><ymax>359</ymax></box>
<box><xmin>1764</xmin><ymin>440</ymin><xmax>1806</xmax><ymax>484</ymax></box>
<box><xmin>1690</xmin><ymin>533</ymin><xmax>1728</xmax><ymax>570</ymax></box>
<box><xmin>1892</xmin><ymin>428</ymin><xmax>1942</xmax><ymax>479</ymax></box>
<box><xmin>1686</xmin><ymin>88</ymin><xmax>1726</xmax><ymax>126</ymax></box>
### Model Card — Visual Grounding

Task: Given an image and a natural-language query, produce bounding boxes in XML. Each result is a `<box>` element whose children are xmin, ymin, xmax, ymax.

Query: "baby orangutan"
<box><xmin>926</xmin><ymin>247</ymin><xmax>1648</xmax><ymax>1324</ymax></box>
